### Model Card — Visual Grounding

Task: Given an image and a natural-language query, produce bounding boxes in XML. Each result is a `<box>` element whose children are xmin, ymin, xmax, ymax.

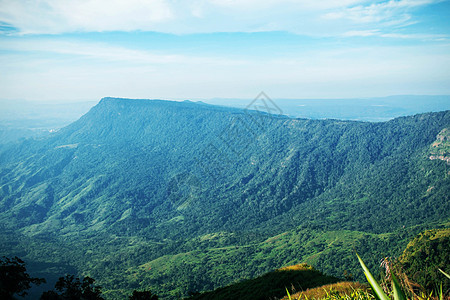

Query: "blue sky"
<box><xmin>0</xmin><ymin>0</ymin><xmax>449</xmax><ymax>101</ymax></box>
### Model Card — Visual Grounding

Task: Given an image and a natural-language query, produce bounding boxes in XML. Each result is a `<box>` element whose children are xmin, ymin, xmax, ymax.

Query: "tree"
<box><xmin>129</xmin><ymin>290</ymin><xmax>159</xmax><ymax>300</ymax></box>
<box><xmin>0</xmin><ymin>256</ymin><xmax>45</xmax><ymax>299</ymax></box>
<box><xmin>40</xmin><ymin>275</ymin><xmax>103</xmax><ymax>300</ymax></box>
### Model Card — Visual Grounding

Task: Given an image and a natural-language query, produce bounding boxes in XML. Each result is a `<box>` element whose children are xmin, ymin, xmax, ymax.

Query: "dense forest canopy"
<box><xmin>0</xmin><ymin>98</ymin><xmax>448</xmax><ymax>298</ymax></box>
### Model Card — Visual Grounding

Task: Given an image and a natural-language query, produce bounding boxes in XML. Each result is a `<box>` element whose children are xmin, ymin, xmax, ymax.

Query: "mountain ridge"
<box><xmin>0</xmin><ymin>98</ymin><xmax>448</xmax><ymax>237</ymax></box>
<box><xmin>0</xmin><ymin>97</ymin><xmax>449</xmax><ymax>298</ymax></box>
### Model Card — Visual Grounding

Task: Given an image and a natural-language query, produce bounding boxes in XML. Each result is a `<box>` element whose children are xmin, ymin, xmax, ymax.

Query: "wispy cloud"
<box><xmin>343</xmin><ymin>30</ymin><xmax>380</xmax><ymax>37</ymax></box>
<box><xmin>1</xmin><ymin>33</ymin><xmax>449</xmax><ymax>100</ymax></box>
<box><xmin>0</xmin><ymin>0</ymin><xmax>174</xmax><ymax>34</ymax></box>
<box><xmin>380</xmin><ymin>32</ymin><xmax>449</xmax><ymax>40</ymax></box>
<box><xmin>0</xmin><ymin>0</ymin><xmax>449</xmax><ymax>100</ymax></box>
<box><xmin>0</xmin><ymin>0</ymin><xmax>443</xmax><ymax>36</ymax></box>
<box><xmin>323</xmin><ymin>0</ymin><xmax>440</xmax><ymax>25</ymax></box>
<box><xmin>0</xmin><ymin>38</ymin><xmax>249</xmax><ymax>67</ymax></box>
<box><xmin>343</xmin><ymin>29</ymin><xmax>449</xmax><ymax>41</ymax></box>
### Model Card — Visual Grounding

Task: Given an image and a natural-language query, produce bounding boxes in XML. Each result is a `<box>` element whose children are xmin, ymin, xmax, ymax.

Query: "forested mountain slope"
<box><xmin>0</xmin><ymin>98</ymin><xmax>448</xmax><ymax>298</ymax></box>
<box><xmin>0</xmin><ymin>98</ymin><xmax>448</xmax><ymax>237</ymax></box>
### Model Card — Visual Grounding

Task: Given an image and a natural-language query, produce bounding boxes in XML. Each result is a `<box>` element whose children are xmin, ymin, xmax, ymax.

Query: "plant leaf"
<box><xmin>286</xmin><ymin>287</ymin><xmax>292</xmax><ymax>300</ymax></box>
<box><xmin>391</xmin><ymin>271</ymin><xmax>407</xmax><ymax>300</ymax></box>
<box><xmin>356</xmin><ymin>252</ymin><xmax>390</xmax><ymax>300</ymax></box>
<box><xmin>438</xmin><ymin>268</ymin><xmax>450</xmax><ymax>280</ymax></box>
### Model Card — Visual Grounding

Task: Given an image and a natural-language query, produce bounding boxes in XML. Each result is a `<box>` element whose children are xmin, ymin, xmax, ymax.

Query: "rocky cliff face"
<box><xmin>429</xmin><ymin>128</ymin><xmax>450</xmax><ymax>164</ymax></box>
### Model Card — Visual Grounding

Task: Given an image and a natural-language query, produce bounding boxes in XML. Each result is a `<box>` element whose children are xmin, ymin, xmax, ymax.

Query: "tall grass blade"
<box><xmin>286</xmin><ymin>287</ymin><xmax>292</xmax><ymax>300</ymax></box>
<box><xmin>356</xmin><ymin>252</ymin><xmax>390</xmax><ymax>300</ymax></box>
<box><xmin>438</xmin><ymin>268</ymin><xmax>450</xmax><ymax>280</ymax></box>
<box><xmin>391</xmin><ymin>271</ymin><xmax>407</xmax><ymax>300</ymax></box>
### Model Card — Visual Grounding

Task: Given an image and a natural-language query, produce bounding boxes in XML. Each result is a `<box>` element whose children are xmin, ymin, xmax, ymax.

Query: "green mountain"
<box><xmin>0</xmin><ymin>98</ymin><xmax>449</xmax><ymax>298</ymax></box>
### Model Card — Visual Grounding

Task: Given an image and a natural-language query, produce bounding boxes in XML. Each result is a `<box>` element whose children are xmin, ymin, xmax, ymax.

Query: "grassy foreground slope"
<box><xmin>188</xmin><ymin>264</ymin><xmax>339</xmax><ymax>300</ymax></box>
<box><xmin>186</xmin><ymin>228</ymin><xmax>450</xmax><ymax>300</ymax></box>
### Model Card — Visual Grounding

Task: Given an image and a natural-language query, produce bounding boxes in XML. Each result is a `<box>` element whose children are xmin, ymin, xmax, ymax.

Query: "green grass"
<box><xmin>283</xmin><ymin>282</ymin><xmax>374</xmax><ymax>300</ymax></box>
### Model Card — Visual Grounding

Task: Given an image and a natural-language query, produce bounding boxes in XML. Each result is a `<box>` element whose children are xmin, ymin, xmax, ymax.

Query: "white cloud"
<box><xmin>1</xmin><ymin>39</ymin><xmax>184</xmax><ymax>64</ymax></box>
<box><xmin>206</xmin><ymin>0</ymin><xmax>365</xmax><ymax>10</ymax></box>
<box><xmin>380</xmin><ymin>33</ymin><xmax>449</xmax><ymax>40</ymax></box>
<box><xmin>0</xmin><ymin>0</ymin><xmax>441</xmax><ymax>35</ymax></box>
<box><xmin>0</xmin><ymin>0</ymin><xmax>449</xmax><ymax>101</ymax></box>
<box><xmin>0</xmin><ymin>38</ymin><xmax>249</xmax><ymax>67</ymax></box>
<box><xmin>1</xmin><ymin>34</ymin><xmax>449</xmax><ymax>100</ymax></box>
<box><xmin>342</xmin><ymin>29</ymin><xmax>380</xmax><ymax>37</ymax></box>
<box><xmin>323</xmin><ymin>0</ymin><xmax>439</xmax><ymax>25</ymax></box>
<box><xmin>342</xmin><ymin>29</ymin><xmax>449</xmax><ymax>40</ymax></box>
<box><xmin>0</xmin><ymin>0</ymin><xmax>174</xmax><ymax>34</ymax></box>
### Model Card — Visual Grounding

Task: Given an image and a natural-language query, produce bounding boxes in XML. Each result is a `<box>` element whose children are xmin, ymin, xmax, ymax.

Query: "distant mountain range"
<box><xmin>0</xmin><ymin>99</ymin><xmax>96</xmax><ymax>145</ymax></box>
<box><xmin>204</xmin><ymin>95</ymin><xmax>450</xmax><ymax>122</ymax></box>
<box><xmin>1</xmin><ymin>95</ymin><xmax>449</xmax><ymax>145</ymax></box>
<box><xmin>0</xmin><ymin>97</ymin><xmax>448</xmax><ymax>298</ymax></box>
